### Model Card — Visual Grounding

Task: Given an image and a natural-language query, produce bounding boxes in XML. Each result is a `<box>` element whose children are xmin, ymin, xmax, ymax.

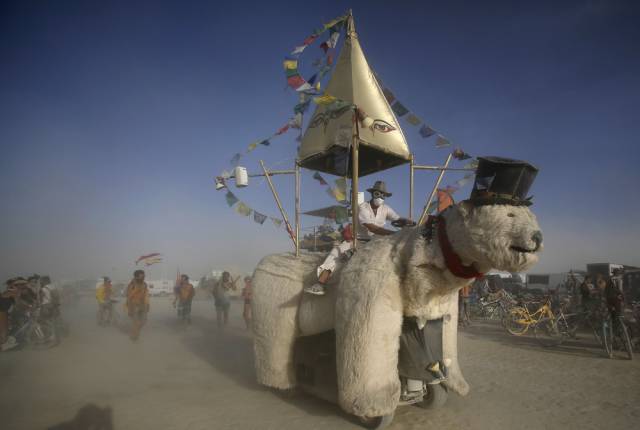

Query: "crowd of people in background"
<box><xmin>0</xmin><ymin>274</ymin><xmax>62</xmax><ymax>351</ymax></box>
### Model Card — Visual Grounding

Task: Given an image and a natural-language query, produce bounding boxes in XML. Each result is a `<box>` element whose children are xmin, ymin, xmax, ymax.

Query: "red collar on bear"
<box><xmin>437</xmin><ymin>216</ymin><xmax>484</xmax><ymax>279</ymax></box>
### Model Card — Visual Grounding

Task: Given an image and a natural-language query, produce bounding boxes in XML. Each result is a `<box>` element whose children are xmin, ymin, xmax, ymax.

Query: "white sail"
<box><xmin>298</xmin><ymin>14</ymin><xmax>410</xmax><ymax>177</ymax></box>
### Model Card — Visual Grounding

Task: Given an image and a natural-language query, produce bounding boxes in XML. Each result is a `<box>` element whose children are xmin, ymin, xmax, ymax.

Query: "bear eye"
<box><xmin>507</xmin><ymin>213</ymin><xmax>515</xmax><ymax>218</ymax></box>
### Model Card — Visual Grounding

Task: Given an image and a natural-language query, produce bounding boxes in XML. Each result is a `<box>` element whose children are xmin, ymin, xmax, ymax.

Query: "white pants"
<box><xmin>317</xmin><ymin>240</ymin><xmax>353</xmax><ymax>278</ymax></box>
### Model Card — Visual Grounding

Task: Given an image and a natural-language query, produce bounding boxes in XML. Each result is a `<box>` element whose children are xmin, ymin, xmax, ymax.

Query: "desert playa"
<box><xmin>1</xmin><ymin>297</ymin><xmax>638</xmax><ymax>430</ymax></box>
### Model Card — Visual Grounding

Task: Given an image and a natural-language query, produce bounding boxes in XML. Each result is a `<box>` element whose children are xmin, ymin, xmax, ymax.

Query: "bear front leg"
<box><xmin>442</xmin><ymin>291</ymin><xmax>470</xmax><ymax>395</ymax></box>
<box><xmin>335</xmin><ymin>269</ymin><xmax>403</xmax><ymax>418</ymax></box>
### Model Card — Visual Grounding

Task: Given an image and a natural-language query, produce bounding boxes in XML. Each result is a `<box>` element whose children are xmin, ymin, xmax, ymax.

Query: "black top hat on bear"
<box><xmin>469</xmin><ymin>156</ymin><xmax>538</xmax><ymax>206</ymax></box>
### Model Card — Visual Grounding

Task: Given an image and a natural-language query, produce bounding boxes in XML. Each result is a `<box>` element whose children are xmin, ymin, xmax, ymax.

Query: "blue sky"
<box><xmin>1</xmin><ymin>0</ymin><xmax>639</xmax><ymax>281</ymax></box>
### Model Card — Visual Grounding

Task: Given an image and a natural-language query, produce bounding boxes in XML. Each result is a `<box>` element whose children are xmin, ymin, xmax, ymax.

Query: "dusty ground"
<box><xmin>1</xmin><ymin>296</ymin><xmax>639</xmax><ymax>430</ymax></box>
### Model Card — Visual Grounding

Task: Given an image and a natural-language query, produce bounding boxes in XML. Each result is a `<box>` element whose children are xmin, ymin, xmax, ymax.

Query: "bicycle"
<box><xmin>471</xmin><ymin>290</ymin><xmax>516</xmax><ymax>327</ymax></box>
<box><xmin>602</xmin><ymin>313</ymin><xmax>633</xmax><ymax>360</ymax></box>
<box><xmin>505</xmin><ymin>296</ymin><xmax>555</xmax><ymax>336</ymax></box>
<box><xmin>10</xmin><ymin>306</ymin><xmax>58</xmax><ymax>349</ymax></box>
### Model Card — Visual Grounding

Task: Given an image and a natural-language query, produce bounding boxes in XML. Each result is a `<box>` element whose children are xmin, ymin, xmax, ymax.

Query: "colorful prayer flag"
<box><xmin>246</xmin><ymin>142</ymin><xmax>258</xmax><ymax>153</ymax></box>
<box><xmin>314</xmin><ymin>93</ymin><xmax>338</xmax><ymax>105</ymax></box>
<box><xmin>289</xmin><ymin>113</ymin><xmax>302</xmax><ymax>129</ymax></box>
<box><xmin>287</xmin><ymin>75</ymin><xmax>306</xmax><ymax>90</ymax></box>
<box><xmin>419</xmin><ymin>125</ymin><xmax>436</xmax><ymax>138</ymax></box>
<box><xmin>335</xmin><ymin>178</ymin><xmax>347</xmax><ymax>194</ymax></box>
<box><xmin>271</xmin><ymin>217</ymin><xmax>283</xmax><ymax>227</ymax></box>
<box><xmin>291</xmin><ymin>45</ymin><xmax>305</xmax><ymax>55</ymax></box>
<box><xmin>406</xmin><ymin>113</ymin><xmax>422</xmax><ymax>126</ymax></box>
<box><xmin>275</xmin><ymin>124</ymin><xmax>290</xmax><ymax>135</ymax></box>
<box><xmin>327</xmin><ymin>31</ymin><xmax>340</xmax><ymax>49</ymax></box>
<box><xmin>283</xmin><ymin>59</ymin><xmax>298</xmax><ymax>70</ymax></box>
<box><xmin>382</xmin><ymin>88</ymin><xmax>396</xmax><ymax>104</ymax></box>
<box><xmin>335</xmin><ymin>206</ymin><xmax>349</xmax><ymax>224</ymax></box>
<box><xmin>435</xmin><ymin>135</ymin><xmax>451</xmax><ymax>148</ymax></box>
<box><xmin>235</xmin><ymin>202</ymin><xmax>252</xmax><ymax>216</ymax></box>
<box><xmin>303</xmin><ymin>35</ymin><xmax>318</xmax><ymax>46</ymax></box>
<box><xmin>313</xmin><ymin>171</ymin><xmax>328</xmax><ymax>186</ymax></box>
<box><xmin>225</xmin><ymin>191</ymin><xmax>239</xmax><ymax>207</ymax></box>
<box><xmin>295</xmin><ymin>82</ymin><xmax>312</xmax><ymax>92</ymax></box>
<box><xmin>320</xmin><ymin>42</ymin><xmax>329</xmax><ymax>53</ymax></box>
<box><xmin>259</xmin><ymin>139</ymin><xmax>270</xmax><ymax>146</ymax></box>
<box><xmin>391</xmin><ymin>101</ymin><xmax>409</xmax><ymax>117</ymax></box>
<box><xmin>253</xmin><ymin>211</ymin><xmax>267</xmax><ymax>225</ymax></box>
<box><xmin>453</xmin><ymin>148</ymin><xmax>472</xmax><ymax>160</ymax></box>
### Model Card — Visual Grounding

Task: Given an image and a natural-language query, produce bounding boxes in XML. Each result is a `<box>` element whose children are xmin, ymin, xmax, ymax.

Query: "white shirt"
<box><xmin>357</xmin><ymin>201</ymin><xmax>400</xmax><ymax>238</ymax></box>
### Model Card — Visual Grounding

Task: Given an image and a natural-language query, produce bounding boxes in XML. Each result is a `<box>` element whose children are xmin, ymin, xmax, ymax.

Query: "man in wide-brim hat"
<box><xmin>305</xmin><ymin>180</ymin><xmax>414</xmax><ymax>296</ymax></box>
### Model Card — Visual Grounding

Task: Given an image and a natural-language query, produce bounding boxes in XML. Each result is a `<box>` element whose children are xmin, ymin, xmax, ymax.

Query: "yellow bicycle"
<box><xmin>506</xmin><ymin>296</ymin><xmax>556</xmax><ymax>336</ymax></box>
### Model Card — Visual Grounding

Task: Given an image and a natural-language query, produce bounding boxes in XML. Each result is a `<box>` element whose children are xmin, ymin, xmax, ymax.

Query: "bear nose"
<box><xmin>531</xmin><ymin>231</ymin><xmax>543</xmax><ymax>251</ymax></box>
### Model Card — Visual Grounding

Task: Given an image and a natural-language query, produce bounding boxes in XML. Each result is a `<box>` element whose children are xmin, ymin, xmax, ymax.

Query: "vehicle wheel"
<box><xmin>506</xmin><ymin>307</ymin><xmax>529</xmax><ymax>336</ymax></box>
<box><xmin>358</xmin><ymin>413</ymin><xmax>394</xmax><ymax>429</ymax></box>
<box><xmin>534</xmin><ymin>318</ymin><xmax>563</xmax><ymax>347</ymax></box>
<box><xmin>417</xmin><ymin>383</ymin><xmax>448</xmax><ymax>409</ymax></box>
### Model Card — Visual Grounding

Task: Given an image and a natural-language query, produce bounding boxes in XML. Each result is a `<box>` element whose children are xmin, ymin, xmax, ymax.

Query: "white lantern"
<box><xmin>234</xmin><ymin>166</ymin><xmax>249</xmax><ymax>187</ymax></box>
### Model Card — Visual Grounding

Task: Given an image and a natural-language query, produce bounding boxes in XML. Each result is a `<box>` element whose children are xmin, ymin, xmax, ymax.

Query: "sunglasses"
<box><xmin>372</xmin><ymin>191</ymin><xmax>385</xmax><ymax>198</ymax></box>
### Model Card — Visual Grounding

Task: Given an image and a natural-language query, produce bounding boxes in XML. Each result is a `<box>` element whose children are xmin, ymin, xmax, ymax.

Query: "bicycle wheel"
<box><xmin>602</xmin><ymin>320</ymin><xmax>614</xmax><ymax>358</ymax></box>
<box><xmin>612</xmin><ymin>318</ymin><xmax>633</xmax><ymax>360</ymax></box>
<box><xmin>534</xmin><ymin>317</ymin><xmax>563</xmax><ymax>347</ymax></box>
<box><xmin>506</xmin><ymin>307</ymin><xmax>530</xmax><ymax>335</ymax></box>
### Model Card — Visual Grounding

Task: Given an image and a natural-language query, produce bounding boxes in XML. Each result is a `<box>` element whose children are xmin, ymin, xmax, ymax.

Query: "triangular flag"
<box><xmin>235</xmin><ymin>202</ymin><xmax>252</xmax><ymax>216</ymax></box>
<box><xmin>225</xmin><ymin>191</ymin><xmax>239</xmax><ymax>207</ymax></box>
<box><xmin>419</xmin><ymin>125</ymin><xmax>436</xmax><ymax>138</ymax></box>
<box><xmin>291</xmin><ymin>45</ymin><xmax>305</xmax><ymax>56</ymax></box>
<box><xmin>406</xmin><ymin>113</ymin><xmax>422</xmax><ymax>126</ymax></box>
<box><xmin>246</xmin><ymin>142</ymin><xmax>258</xmax><ymax>153</ymax></box>
<box><xmin>313</xmin><ymin>171</ymin><xmax>328</xmax><ymax>185</ymax></box>
<box><xmin>435</xmin><ymin>135</ymin><xmax>451</xmax><ymax>148</ymax></box>
<box><xmin>275</xmin><ymin>124</ymin><xmax>290</xmax><ymax>135</ymax></box>
<box><xmin>391</xmin><ymin>101</ymin><xmax>409</xmax><ymax>117</ymax></box>
<box><xmin>283</xmin><ymin>59</ymin><xmax>298</xmax><ymax>70</ymax></box>
<box><xmin>327</xmin><ymin>31</ymin><xmax>340</xmax><ymax>49</ymax></box>
<box><xmin>259</xmin><ymin>139</ymin><xmax>270</xmax><ymax>146</ymax></box>
<box><xmin>314</xmin><ymin>93</ymin><xmax>338</xmax><ymax>105</ymax></box>
<box><xmin>453</xmin><ymin>148</ymin><xmax>472</xmax><ymax>160</ymax></box>
<box><xmin>253</xmin><ymin>211</ymin><xmax>267</xmax><ymax>225</ymax></box>
<box><xmin>335</xmin><ymin>177</ymin><xmax>347</xmax><ymax>194</ymax></box>
<box><xmin>287</xmin><ymin>75</ymin><xmax>306</xmax><ymax>89</ymax></box>
<box><xmin>271</xmin><ymin>217</ymin><xmax>283</xmax><ymax>227</ymax></box>
<box><xmin>382</xmin><ymin>88</ymin><xmax>395</xmax><ymax>104</ymax></box>
<box><xmin>295</xmin><ymin>82</ymin><xmax>312</xmax><ymax>92</ymax></box>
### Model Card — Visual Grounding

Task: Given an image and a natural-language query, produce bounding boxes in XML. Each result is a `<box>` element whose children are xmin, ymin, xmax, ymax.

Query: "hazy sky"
<box><xmin>1</xmin><ymin>0</ymin><xmax>639</xmax><ymax>282</ymax></box>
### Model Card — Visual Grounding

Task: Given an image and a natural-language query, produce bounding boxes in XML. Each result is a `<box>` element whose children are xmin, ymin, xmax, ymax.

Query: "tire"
<box><xmin>534</xmin><ymin>318</ymin><xmax>563</xmax><ymax>347</ymax></box>
<box><xmin>602</xmin><ymin>320</ymin><xmax>614</xmax><ymax>358</ymax></box>
<box><xmin>358</xmin><ymin>413</ymin><xmax>394</xmax><ymax>429</ymax></box>
<box><xmin>506</xmin><ymin>307</ymin><xmax>530</xmax><ymax>336</ymax></box>
<box><xmin>417</xmin><ymin>383</ymin><xmax>448</xmax><ymax>409</ymax></box>
<box><xmin>612</xmin><ymin>318</ymin><xmax>633</xmax><ymax>360</ymax></box>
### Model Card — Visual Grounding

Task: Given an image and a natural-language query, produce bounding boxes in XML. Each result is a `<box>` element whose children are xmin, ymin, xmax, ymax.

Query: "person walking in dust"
<box><xmin>126</xmin><ymin>270</ymin><xmax>149</xmax><ymax>341</ymax></box>
<box><xmin>95</xmin><ymin>277</ymin><xmax>113</xmax><ymax>326</ymax></box>
<box><xmin>212</xmin><ymin>271</ymin><xmax>237</xmax><ymax>328</ymax></box>
<box><xmin>173</xmin><ymin>274</ymin><xmax>195</xmax><ymax>325</ymax></box>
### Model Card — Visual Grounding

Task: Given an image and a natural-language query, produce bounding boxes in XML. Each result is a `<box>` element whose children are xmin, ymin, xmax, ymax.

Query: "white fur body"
<box><xmin>251</xmin><ymin>202</ymin><xmax>542</xmax><ymax>417</ymax></box>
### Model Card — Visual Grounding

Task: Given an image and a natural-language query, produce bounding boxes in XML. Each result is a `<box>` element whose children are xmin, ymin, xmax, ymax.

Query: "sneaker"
<box><xmin>304</xmin><ymin>283</ymin><xmax>326</xmax><ymax>296</ymax></box>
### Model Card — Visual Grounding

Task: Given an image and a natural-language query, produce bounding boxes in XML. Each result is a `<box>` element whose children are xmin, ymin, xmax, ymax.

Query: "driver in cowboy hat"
<box><xmin>304</xmin><ymin>180</ymin><xmax>414</xmax><ymax>296</ymax></box>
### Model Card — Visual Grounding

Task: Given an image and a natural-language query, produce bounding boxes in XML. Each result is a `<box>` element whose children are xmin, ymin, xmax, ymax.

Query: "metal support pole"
<box><xmin>417</xmin><ymin>153</ymin><xmax>453</xmax><ymax>226</ymax></box>
<box><xmin>409</xmin><ymin>154</ymin><xmax>414</xmax><ymax>221</ymax></box>
<box><xmin>295</xmin><ymin>161</ymin><xmax>301</xmax><ymax>257</ymax></box>
<box><xmin>313</xmin><ymin>226</ymin><xmax>317</xmax><ymax>252</ymax></box>
<box><xmin>259</xmin><ymin>160</ymin><xmax>297</xmax><ymax>250</ymax></box>
<box><xmin>351</xmin><ymin>110</ymin><xmax>360</xmax><ymax>250</ymax></box>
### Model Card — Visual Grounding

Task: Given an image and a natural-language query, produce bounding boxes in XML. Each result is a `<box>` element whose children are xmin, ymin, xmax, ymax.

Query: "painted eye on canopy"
<box><xmin>371</xmin><ymin>119</ymin><xmax>396</xmax><ymax>133</ymax></box>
